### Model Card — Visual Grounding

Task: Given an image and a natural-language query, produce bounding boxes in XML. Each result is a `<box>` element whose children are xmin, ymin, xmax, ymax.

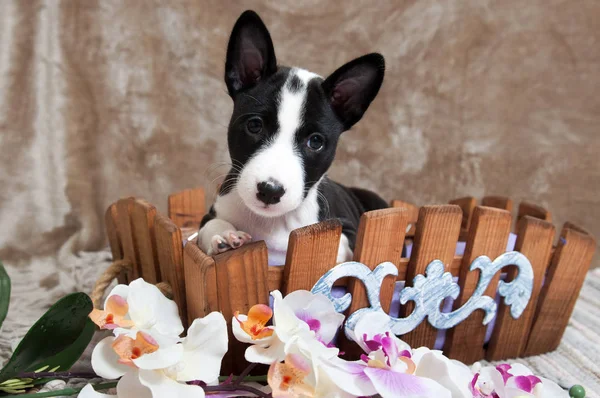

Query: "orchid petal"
<box><xmin>364</xmin><ymin>367</ymin><xmax>452</xmax><ymax>398</ymax></box>
<box><xmin>320</xmin><ymin>357</ymin><xmax>377</xmax><ymax>396</ymax></box>
<box><xmin>245</xmin><ymin>335</ymin><xmax>286</xmax><ymax>364</ymax></box>
<box><xmin>104</xmin><ymin>284</ymin><xmax>130</xmax><ymax>309</ymax></box>
<box><xmin>352</xmin><ymin>312</ymin><xmax>410</xmax><ymax>355</ymax></box>
<box><xmin>138</xmin><ymin>369</ymin><xmax>205</xmax><ymax>398</ymax></box>
<box><xmin>132</xmin><ymin>343</ymin><xmax>184</xmax><ymax>370</ymax></box>
<box><xmin>283</xmin><ymin>290</ymin><xmax>344</xmax><ymax>344</ymax></box>
<box><xmin>538</xmin><ymin>377</ymin><xmax>571</xmax><ymax>398</ymax></box>
<box><xmin>127</xmin><ymin>279</ymin><xmax>184</xmax><ymax>337</ymax></box>
<box><xmin>116</xmin><ymin>370</ymin><xmax>152</xmax><ymax>398</ymax></box>
<box><xmin>271</xmin><ymin>290</ymin><xmax>310</xmax><ymax>342</ymax></box>
<box><xmin>232</xmin><ymin>314</ymin><xmax>274</xmax><ymax>345</ymax></box>
<box><xmin>91</xmin><ymin>336</ymin><xmax>131</xmax><ymax>380</ymax></box>
<box><xmin>175</xmin><ymin>313</ymin><xmax>228</xmax><ymax>382</ymax></box>
<box><xmin>414</xmin><ymin>351</ymin><xmax>473</xmax><ymax>397</ymax></box>
<box><xmin>79</xmin><ymin>384</ymin><xmax>116</xmax><ymax>398</ymax></box>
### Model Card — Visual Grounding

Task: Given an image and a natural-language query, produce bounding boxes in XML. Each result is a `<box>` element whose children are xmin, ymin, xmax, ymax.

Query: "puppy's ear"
<box><xmin>322</xmin><ymin>53</ymin><xmax>385</xmax><ymax>129</ymax></box>
<box><xmin>225</xmin><ymin>10</ymin><xmax>277</xmax><ymax>97</ymax></box>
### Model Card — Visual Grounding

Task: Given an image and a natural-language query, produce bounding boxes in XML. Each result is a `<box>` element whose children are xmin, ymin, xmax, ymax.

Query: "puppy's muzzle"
<box><xmin>256</xmin><ymin>180</ymin><xmax>285</xmax><ymax>205</ymax></box>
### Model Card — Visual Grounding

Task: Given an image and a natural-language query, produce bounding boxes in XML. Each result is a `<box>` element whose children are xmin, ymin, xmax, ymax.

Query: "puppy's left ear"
<box><xmin>322</xmin><ymin>53</ymin><xmax>385</xmax><ymax>129</ymax></box>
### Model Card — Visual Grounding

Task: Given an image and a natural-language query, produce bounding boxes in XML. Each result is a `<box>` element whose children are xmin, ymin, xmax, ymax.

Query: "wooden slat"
<box><xmin>400</xmin><ymin>205</ymin><xmax>462</xmax><ymax>348</ymax></box>
<box><xmin>183</xmin><ymin>242</ymin><xmax>218</xmax><ymax>322</ymax></box>
<box><xmin>443</xmin><ymin>207</ymin><xmax>512</xmax><ymax>362</ymax></box>
<box><xmin>282</xmin><ymin>220</ymin><xmax>342</xmax><ymax>294</ymax></box>
<box><xmin>168</xmin><ymin>188</ymin><xmax>206</xmax><ymax>229</ymax></box>
<box><xmin>518</xmin><ymin>201</ymin><xmax>551</xmax><ymax>223</ymax></box>
<box><xmin>523</xmin><ymin>223</ymin><xmax>596</xmax><ymax>356</ymax></box>
<box><xmin>449</xmin><ymin>197</ymin><xmax>477</xmax><ymax>241</ymax></box>
<box><xmin>116</xmin><ymin>198</ymin><xmax>140</xmax><ymax>281</ymax></box>
<box><xmin>105</xmin><ymin>203</ymin><xmax>127</xmax><ymax>284</ymax></box>
<box><xmin>154</xmin><ymin>214</ymin><xmax>187</xmax><ymax>325</ymax></box>
<box><xmin>349</xmin><ymin>208</ymin><xmax>408</xmax><ymax>314</ymax></box>
<box><xmin>215</xmin><ymin>242</ymin><xmax>269</xmax><ymax>375</ymax></box>
<box><xmin>268</xmin><ymin>266</ymin><xmax>284</xmax><ymax>292</ymax></box>
<box><xmin>482</xmin><ymin>196</ymin><xmax>513</xmax><ymax>212</ymax></box>
<box><xmin>391</xmin><ymin>200</ymin><xmax>419</xmax><ymax>236</ymax></box>
<box><xmin>486</xmin><ymin>216</ymin><xmax>555</xmax><ymax>360</ymax></box>
<box><xmin>130</xmin><ymin>199</ymin><xmax>160</xmax><ymax>284</ymax></box>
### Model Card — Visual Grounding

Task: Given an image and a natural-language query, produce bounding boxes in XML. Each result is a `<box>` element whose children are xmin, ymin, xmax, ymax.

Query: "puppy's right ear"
<box><xmin>225</xmin><ymin>10</ymin><xmax>277</xmax><ymax>97</ymax></box>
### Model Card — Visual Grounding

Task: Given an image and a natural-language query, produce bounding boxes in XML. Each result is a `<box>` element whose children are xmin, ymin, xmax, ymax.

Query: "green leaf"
<box><xmin>0</xmin><ymin>262</ymin><xmax>10</xmax><ymax>330</ymax></box>
<box><xmin>0</xmin><ymin>293</ymin><xmax>95</xmax><ymax>382</ymax></box>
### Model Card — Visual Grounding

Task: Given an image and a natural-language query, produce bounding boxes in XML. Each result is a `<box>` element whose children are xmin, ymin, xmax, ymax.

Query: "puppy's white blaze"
<box><xmin>238</xmin><ymin>69</ymin><xmax>318</xmax><ymax>217</ymax></box>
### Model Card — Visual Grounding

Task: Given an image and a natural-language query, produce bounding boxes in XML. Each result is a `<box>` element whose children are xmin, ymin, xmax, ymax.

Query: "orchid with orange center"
<box><xmin>111</xmin><ymin>332</ymin><xmax>159</xmax><ymax>367</ymax></box>
<box><xmin>268</xmin><ymin>353</ymin><xmax>315</xmax><ymax>397</ymax></box>
<box><xmin>233</xmin><ymin>290</ymin><xmax>344</xmax><ymax>365</ymax></box>
<box><xmin>234</xmin><ymin>304</ymin><xmax>274</xmax><ymax>340</ymax></box>
<box><xmin>89</xmin><ymin>295</ymin><xmax>135</xmax><ymax>330</ymax></box>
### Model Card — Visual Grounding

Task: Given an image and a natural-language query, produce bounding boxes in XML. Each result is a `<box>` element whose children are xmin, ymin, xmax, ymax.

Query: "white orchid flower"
<box><xmin>86</xmin><ymin>312</ymin><xmax>228</xmax><ymax>398</ymax></box>
<box><xmin>268</xmin><ymin>335</ymin><xmax>350</xmax><ymax>398</ymax></box>
<box><xmin>89</xmin><ymin>278</ymin><xmax>183</xmax><ymax>347</ymax></box>
<box><xmin>233</xmin><ymin>290</ymin><xmax>344</xmax><ymax>365</ymax></box>
<box><xmin>322</xmin><ymin>312</ymin><xmax>452</xmax><ymax>398</ymax></box>
<box><xmin>470</xmin><ymin>362</ymin><xmax>569</xmax><ymax>398</ymax></box>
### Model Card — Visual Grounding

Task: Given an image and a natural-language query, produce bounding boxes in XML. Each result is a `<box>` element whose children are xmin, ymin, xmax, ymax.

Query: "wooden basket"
<box><xmin>104</xmin><ymin>190</ymin><xmax>596</xmax><ymax>374</ymax></box>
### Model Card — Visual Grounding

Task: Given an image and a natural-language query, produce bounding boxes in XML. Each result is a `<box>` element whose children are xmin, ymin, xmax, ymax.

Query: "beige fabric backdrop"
<box><xmin>0</xmin><ymin>0</ymin><xmax>598</xmax><ymax>269</ymax></box>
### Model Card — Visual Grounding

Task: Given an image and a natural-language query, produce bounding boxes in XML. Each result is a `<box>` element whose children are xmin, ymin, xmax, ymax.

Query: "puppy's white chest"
<box><xmin>213</xmin><ymin>191</ymin><xmax>319</xmax><ymax>265</ymax></box>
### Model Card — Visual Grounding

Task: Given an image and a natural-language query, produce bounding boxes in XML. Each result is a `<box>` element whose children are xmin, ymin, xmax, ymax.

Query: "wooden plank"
<box><xmin>130</xmin><ymin>199</ymin><xmax>161</xmax><ymax>284</ymax></box>
<box><xmin>523</xmin><ymin>223</ymin><xmax>596</xmax><ymax>356</ymax></box>
<box><xmin>481</xmin><ymin>196</ymin><xmax>513</xmax><ymax>212</ymax></box>
<box><xmin>400</xmin><ymin>205</ymin><xmax>462</xmax><ymax>348</ymax></box>
<box><xmin>105</xmin><ymin>203</ymin><xmax>127</xmax><ymax>284</ymax></box>
<box><xmin>268</xmin><ymin>266</ymin><xmax>284</xmax><ymax>292</ymax></box>
<box><xmin>449</xmin><ymin>197</ymin><xmax>477</xmax><ymax>241</ymax></box>
<box><xmin>282</xmin><ymin>220</ymin><xmax>342</xmax><ymax>294</ymax></box>
<box><xmin>443</xmin><ymin>207</ymin><xmax>512</xmax><ymax>362</ymax></box>
<box><xmin>116</xmin><ymin>198</ymin><xmax>140</xmax><ymax>281</ymax></box>
<box><xmin>168</xmin><ymin>188</ymin><xmax>206</xmax><ymax>229</ymax></box>
<box><xmin>391</xmin><ymin>200</ymin><xmax>419</xmax><ymax>237</ymax></box>
<box><xmin>183</xmin><ymin>242</ymin><xmax>218</xmax><ymax>322</ymax></box>
<box><xmin>348</xmin><ymin>208</ymin><xmax>408</xmax><ymax>314</ymax></box>
<box><xmin>215</xmin><ymin>241</ymin><xmax>269</xmax><ymax>375</ymax></box>
<box><xmin>154</xmin><ymin>214</ymin><xmax>187</xmax><ymax>326</ymax></box>
<box><xmin>486</xmin><ymin>216</ymin><xmax>555</xmax><ymax>360</ymax></box>
<box><xmin>518</xmin><ymin>201</ymin><xmax>551</xmax><ymax>223</ymax></box>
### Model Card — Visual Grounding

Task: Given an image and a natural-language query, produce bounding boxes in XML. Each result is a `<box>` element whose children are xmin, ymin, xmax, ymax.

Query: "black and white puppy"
<box><xmin>198</xmin><ymin>10</ymin><xmax>388</xmax><ymax>265</ymax></box>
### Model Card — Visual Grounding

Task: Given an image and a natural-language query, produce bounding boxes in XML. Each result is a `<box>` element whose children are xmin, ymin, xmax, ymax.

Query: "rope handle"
<box><xmin>90</xmin><ymin>259</ymin><xmax>173</xmax><ymax>308</ymax></box>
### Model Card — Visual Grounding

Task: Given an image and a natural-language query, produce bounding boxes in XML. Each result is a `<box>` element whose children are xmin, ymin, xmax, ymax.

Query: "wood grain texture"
<box><xmin>481</xmin><ymin>196</ymin><xmax>514</xmax><ymax>212</ymax></box>
<box><xmin>518</xmin><ymin>201</ymin><xmax>552</xmax><ymax>223</ymax></box>
<box><xmin>183</xmin><ymin>242</ymin><xmax>218</xmax><ymax>323</ymax></box>
<box><xmin>523</xmin><ymin>223</ymin><xmax>596</xmax><ymax>356</ymax></box>
<box><xmin>444</xmin><ymin>206</ymin><xmax>512</xmax><ymax>363</ymax></box>
<box><xmin>392</xmin><ymin>200</ymin><xmax>419</xmax><ymax>237</ymax></box>
<box><xmin>168</xmin><ymin>188</ymin><xmax>206</xmax><ymax>229</ymax></box>
<box><xmin>400</xmin><ymin>205</ymin><xmax>462</xmax><ymax>348</ymax></box>
<box><xmin>282</xmin><ymin>220</ymin><xmax>342</xmax><ymax>294</ymax></box>
<box><xmin>154</xmin><ymin>214</ymin><xmax>187</xmax><ymax>325</ymax></box>
<box><xmin>349</xmin><ymin>208</ymin><xmax>408</xmax><ymax>314</ymax></box>
<box><xmin>449</xmin><ymin>197</ymin><xmax>477</xmax><ymax>241</ymax></box>
<box><xmin>486</xmin><ymin>216</ymin><xmax>555</xmax><ymax>360</ymax></box>
<box><xmin>130</xmin><ymin>199</ymin><xmax>160</xmax><ymax>284</ymax></box>
<box><xmin>105</xmin><ymin>203</ymin><xmax>127</xmax><ymax>284</ymax></box>
<box><xmin>268</xmin><ymin>266</ymin><xmax>284</xmax><ymax>292</ymax></box>
<box><xmin>214</xmin><ymin>241</ymin><xmax>270</xmax><ymax>375</ymax></box>
<box><xmin>115</xmin><ymin>197</ymin><xmax>140</xmax><ymax>281</ymax></box>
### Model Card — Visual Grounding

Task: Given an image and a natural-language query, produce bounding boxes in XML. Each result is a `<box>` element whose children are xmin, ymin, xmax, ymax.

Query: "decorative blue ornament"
<box><xmin>311</xmin><ymin>251</ymin><xmax>534</xmax><ymax>340</ymax></box>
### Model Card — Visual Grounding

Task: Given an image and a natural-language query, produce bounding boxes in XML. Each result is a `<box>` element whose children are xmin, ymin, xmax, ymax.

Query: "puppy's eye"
<box><xmin>306</xmin><ymin>133</ymin><xmax>326</xmax><ymax>152</ymax></box>
<box><xmin>246</xmin><ymin>117</ymin><xmax>263</xmax><ymax>134</ymax></box>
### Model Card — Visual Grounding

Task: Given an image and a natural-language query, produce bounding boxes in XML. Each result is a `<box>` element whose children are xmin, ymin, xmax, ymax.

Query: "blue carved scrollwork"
<box><xmin>311</xmin><ymin>251</ymin><xmax>533</xmax><ymax>339</ymax></box>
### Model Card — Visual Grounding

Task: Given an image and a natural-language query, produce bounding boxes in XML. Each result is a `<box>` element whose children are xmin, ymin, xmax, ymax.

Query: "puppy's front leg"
<box><xmin>198</xmin><ymin>218</ymin><xmax>252</xmax><ymax>256</ymax></box>
<box><xmin>337</xmin><ymin>233</ymin><xmax>353</xmax><ymax>263</ymax></box>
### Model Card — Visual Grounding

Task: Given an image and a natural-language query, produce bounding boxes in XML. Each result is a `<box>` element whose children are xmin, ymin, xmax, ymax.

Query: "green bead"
<box><xmin>569</xmin><ymin>384</ymin><xmax>586</xmax><ymax>398</ymax></box>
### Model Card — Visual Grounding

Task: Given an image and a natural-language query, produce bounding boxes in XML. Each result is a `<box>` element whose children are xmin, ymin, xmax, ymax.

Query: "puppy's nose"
<box><xmin>256</xmin><ymin>180</ymin><xmax>285</xmax><ymax>205</ymax></box>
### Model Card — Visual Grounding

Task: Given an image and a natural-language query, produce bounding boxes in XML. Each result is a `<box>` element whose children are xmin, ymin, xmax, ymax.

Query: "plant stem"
<box><xmin>205</xmin><ymin>383</ymin><xmax>271</xmax><ymax>398</ymax></box>
<box><xmin>10</xmin><ymin>382</ymin><xmax>117</xmax><ymax>398</ymax></box>
<box><xmin>16</xmin><ymin>371</ymin><xmax>99</xmax><ymax>380</ymax></box>
<box><xmin>234</xmin><ymin>363</ymin><xmax>257</xmax><ymax>386</ymax></box>
<box><xmin>218</xmin><ymin>374</ymin><xmax>267</xmax><ymax>382</ymax></box>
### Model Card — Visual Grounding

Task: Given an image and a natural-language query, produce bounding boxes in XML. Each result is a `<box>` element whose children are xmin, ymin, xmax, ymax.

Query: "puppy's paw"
<box><xmin>207</xmin><ymin>231</ymin><xmax>252</xmax><ymax>255</ymax></box>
